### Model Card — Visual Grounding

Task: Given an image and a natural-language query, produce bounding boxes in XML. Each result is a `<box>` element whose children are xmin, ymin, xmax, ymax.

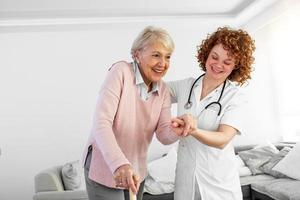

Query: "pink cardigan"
<box><xmin>82</xmin><ymin>61</ymin><xmax>178</xmax><ymax>188</ymax></box>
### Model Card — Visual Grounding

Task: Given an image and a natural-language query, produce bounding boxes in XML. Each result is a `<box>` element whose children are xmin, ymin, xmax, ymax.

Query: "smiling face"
<box><xmin>135</xmin><ymin>41</ymin><xmax>172</xmax><ymax>85</ymax></box>
<box><xmin>205</xmin><ymin>43</ymin><xmax>236</xmax><ymax>81</ymax></box>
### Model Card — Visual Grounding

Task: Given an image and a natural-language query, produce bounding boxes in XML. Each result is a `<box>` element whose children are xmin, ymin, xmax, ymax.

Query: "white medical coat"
<box><xmin>168</xmin><ymin>77</ymin><xmax>245</xmax><ymax>200</ymax></box>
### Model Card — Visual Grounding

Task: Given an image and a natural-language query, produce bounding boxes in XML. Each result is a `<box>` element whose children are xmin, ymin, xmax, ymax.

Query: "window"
<box><xmin>269</xmin><ymin>7</ymin><xmax>300</xmax><ymax>141</ymax></box>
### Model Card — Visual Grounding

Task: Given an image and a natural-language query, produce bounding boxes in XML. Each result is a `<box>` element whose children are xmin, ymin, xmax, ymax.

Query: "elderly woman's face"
<box><xmin>135</xmin><ymin>42</ymin><xmax>172</xmax><ymax>85</ymax></box>
<box><xmin>205</xmin><ymin>43</ymin><xmax>236</xmax><ymax>81</ymax></box>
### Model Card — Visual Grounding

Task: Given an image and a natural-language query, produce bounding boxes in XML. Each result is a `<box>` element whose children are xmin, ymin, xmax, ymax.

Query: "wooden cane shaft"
<box><xmin>129</xmin><ymin>189</ymin><xmax>137</xmax><ymax>200</ymax></box>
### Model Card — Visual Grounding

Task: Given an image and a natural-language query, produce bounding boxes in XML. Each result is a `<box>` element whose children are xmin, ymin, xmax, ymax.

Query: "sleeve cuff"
<box><xmin>109</xmin><ymin>156</ymin><xmax>131</xmax><ymax>174</ymax></box>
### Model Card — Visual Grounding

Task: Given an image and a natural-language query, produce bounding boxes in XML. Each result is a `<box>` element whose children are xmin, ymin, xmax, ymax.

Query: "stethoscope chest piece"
<box><xmin>184</xmin><ymin>102</ymin><xmax>192</xmax><ymax>109</ymax></box>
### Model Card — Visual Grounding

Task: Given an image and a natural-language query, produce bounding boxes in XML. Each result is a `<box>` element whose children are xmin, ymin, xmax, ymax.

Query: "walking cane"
<box><xmin>129</xmin><ymin>188</ymin><xmax>137</xmax><ymax>200</ymax></box>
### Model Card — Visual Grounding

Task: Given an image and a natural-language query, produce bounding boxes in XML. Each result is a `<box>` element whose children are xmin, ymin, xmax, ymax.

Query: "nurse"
<box><xmin>168</xmin><ymin>27</ymin><xmax>255</xmax><ymax>200</ymax></box>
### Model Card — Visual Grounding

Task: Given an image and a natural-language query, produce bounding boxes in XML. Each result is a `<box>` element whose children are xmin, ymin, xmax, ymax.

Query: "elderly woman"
<box><xmin>169</xmin><ymin>27</ymin><xmax>255</xmax><ymax>200</ymax></box>
<box><xmin>82</xmin><ymin>26</ymin><xmax>178</xmax><ymax>200</ymax></box>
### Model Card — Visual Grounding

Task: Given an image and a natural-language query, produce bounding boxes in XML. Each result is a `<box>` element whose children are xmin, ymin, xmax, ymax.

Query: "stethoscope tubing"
<box><xmin>184</xmin><ymin>73</ymin><xmax>226</xmax><ymax>116</ymax></box>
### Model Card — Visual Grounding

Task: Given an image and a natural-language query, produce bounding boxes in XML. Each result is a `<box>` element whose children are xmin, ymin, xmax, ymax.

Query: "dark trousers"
<box><xmin>84</xmin><ymin>146</ymin><xmax>144</xmax><ymax>200</ymax></box>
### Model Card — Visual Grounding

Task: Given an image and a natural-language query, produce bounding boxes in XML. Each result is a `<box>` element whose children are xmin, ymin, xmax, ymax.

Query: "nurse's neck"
<box><xmin>201</xmin><ymin>75</ymin><xmax>225</xmax><ymax>100</ymax></box>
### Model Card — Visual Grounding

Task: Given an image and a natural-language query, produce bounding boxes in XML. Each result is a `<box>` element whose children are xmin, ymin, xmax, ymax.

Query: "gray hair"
<box><xmin>131</xmin><ymin>26</ymin><xmax>175</xmax><ymax>59</ymax></box>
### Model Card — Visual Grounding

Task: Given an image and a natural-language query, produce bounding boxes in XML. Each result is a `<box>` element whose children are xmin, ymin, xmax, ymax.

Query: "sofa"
<box><xmin>236</xmin><ymin>142</ymin><xmax>300</xmax><ymax>200</ymax></box>
<box><xmin>32</xmin><ymin>162</ymin><xmax>173</xmax><ymax>200</ymax></box>
<box><xmin>33</xmin><ymin>142</ymin><xmax>300</xmax><ymax>200</ymax></box>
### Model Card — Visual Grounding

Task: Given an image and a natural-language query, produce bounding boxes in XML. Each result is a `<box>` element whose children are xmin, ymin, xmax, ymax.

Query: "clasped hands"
<box><xmin>171</xmin><ymin>114</ymin><xmax>197</xmax><ymax>137</ymax></box>
<box><xmin>113</xmin><ymin>164</ymin><xmax>140</xmax><ymax>194</ymax></box>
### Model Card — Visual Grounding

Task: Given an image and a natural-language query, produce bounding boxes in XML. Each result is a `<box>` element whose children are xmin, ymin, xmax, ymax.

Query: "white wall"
<box><xmin>246</xmin><ymin>3</ymin><xmax>300</xmax><ymax>142</ymax></box>
<box><xmin>231</xmin><ymin>28</ymin><xmax>283</xmax><ymax>145</ymax></box>
<box><xmin>238</xmin><ymin>0</ymin><xmax>300</xmax><ymax>144</ymax></box>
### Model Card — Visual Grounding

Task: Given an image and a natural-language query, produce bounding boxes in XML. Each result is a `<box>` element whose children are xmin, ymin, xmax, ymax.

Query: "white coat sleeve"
<box><xmin>220</xmin><ymin>91</ymin><xmax>247</xmax><ymax>135</ymax></box>
<box><xmin>166</xmin><ymin>80</ymin><xmax>179</xmax><ymax>104</ymax></box>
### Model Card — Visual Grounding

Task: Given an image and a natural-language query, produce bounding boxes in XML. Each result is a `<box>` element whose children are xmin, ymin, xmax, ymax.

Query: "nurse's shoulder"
<box><xmin>167</xmin><ymin>77</ymin><xmax>195</xmax><ymax>93</ymax></box>
<box><xmin>167</xmin><ymin>77</ymin><xmax>195</xmax><ymax>102</ymax></box>
<box><xmin>224</xmin><ymin>80</ymin><xmax>247</xmax><ymax>107</ymax></box>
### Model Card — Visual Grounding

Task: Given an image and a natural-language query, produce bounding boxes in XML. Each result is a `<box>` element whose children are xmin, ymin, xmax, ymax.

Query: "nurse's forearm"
<box><xmin>190</xmin><ymin>128</ymin><xmax>235</xmax><ymax>149</ymax></box>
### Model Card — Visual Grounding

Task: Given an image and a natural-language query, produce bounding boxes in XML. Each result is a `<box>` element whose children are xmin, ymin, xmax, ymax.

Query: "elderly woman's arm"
<box><xmin>92</xmin><ymin>63</ymin><xmax>140</xmax><ymax>193</ymax></box>
<box><xmin>91</xmin><ymin>64</ymin><xmax>131</xmax><ymax>173</ymax></box>
<box><xmin>155</xmin><ymin>88</ymin><xmax>179</xmax><ymax>144</ymax></box>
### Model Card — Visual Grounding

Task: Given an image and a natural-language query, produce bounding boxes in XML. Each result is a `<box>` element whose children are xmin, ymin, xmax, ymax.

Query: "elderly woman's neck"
<box><xmin>139</xmin><ymin>70</ymin><xmax>153</xmax><ymax>92</ymax></box>
<box><xmin>145</xmin><ymin>82</ymin><xmax>153</xmax><ymax>92</ymax></box>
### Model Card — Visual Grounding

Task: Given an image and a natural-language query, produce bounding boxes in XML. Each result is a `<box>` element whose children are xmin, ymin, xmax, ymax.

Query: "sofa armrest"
<box><xmin>34</xmin><ymin>165</ymin><xmax>64</xmax><ymax>193</ymax></box>
<box><xmin>33</xmin><ymin>190</ymin><xmax>88</xmax><ymax>200</ymax></box>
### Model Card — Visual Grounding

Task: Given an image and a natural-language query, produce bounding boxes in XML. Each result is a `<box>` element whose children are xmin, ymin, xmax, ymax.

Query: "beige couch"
<box><xmin>33</xmin><ymin>165</ymin><xmax>88</xmax><ymax>200</ymax></box>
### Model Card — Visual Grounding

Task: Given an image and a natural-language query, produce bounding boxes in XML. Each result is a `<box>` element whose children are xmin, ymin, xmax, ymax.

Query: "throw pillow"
<box><xmin>273</xmin><ymin>142</ymin><xmax>300</xmax><ymax>180</ymax></box>
<box><xmin>238</xmin><ymin>166</ymin><xmax>252</xmax><ymax>177</ymax></box>
<box><xmin>260</xmin><ymin>147</ymin><xmax>292</xmax><ymax>178</ymax></box>
<box><xmin>144</xmin><ymin>175</ymin><xmax>174</xmax><ymax>195</ymax></box>
<box><xmin>61</xmin><ymin>160</ymin><xmax>82</xmax><ymax>190</ymax></box>
<box><xmin>244</xmin><ymin>157</ymin><xmax>271</xmax><ymax>175</ymax></box>
<box><xmin>238</xmin><ymin>143</ymin><xmax>278</xmax><ymax>175</ymax></box>
<box><xmin>235</xmin><ymin>155</ymin><xmax>246</xmax><ymax>167</ymax></box>
<box><xmin>147</xmin><ymin>146</ymin><xmax>177</xmax><ymax>183</ymax></box>
<box><xmin>235</xmin><ymin>155</ymin><xmax>252</xmax><ymax>177</ymax></box>
<box><xmin>253</xmin><ymin>141</ymin><xmax>279</xmax><ymax>153</ymax></box>
<box><xmin>144</xmin><ymin>146</ymin><xmax>177</xmax><ymax>194</ymax></box>
<box><xmin>79</xmin><ymin>169</ymin><xmax>86</xmax><ymax>190</ymax></box>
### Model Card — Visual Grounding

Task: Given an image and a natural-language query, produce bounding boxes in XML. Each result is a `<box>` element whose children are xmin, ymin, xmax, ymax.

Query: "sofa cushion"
<box><xmin>61</xmin><ymin>160</ymin><xmax>82</xmax><ymax>190</ymax></box>
<box><xmin>244</xmin><ymin>157</ymin><xmax>270</xmax><ymax>175</ymax></box>
<box><xmin>238</xmin><ymin>144</ymin><xmax>278</xmax><ymax>175</ymax></box>
<box><xmin>144</xmin><ymin>147</ymin><xmax>177</xmax><ymax>195</ymax></box>
<box><xmin>238</xmin><ymin>166</ymin><xmax>252</xmax><ymax>177</ymax></box>
<box><xmin>260</xmin><ymin>147</ymin><xmax>291</xmax><ymax>178</ymax></box>
<box><xmin>251</xmin><ymin>178</ymin><xmax>300</xmax><ymax>200</ymax></box>
<box><xmin>235</xmin><ymin>155</ymin><xmax>252</xmax><ymax>177</ymax></box>
<box><xmin>239</xmin><ymin>174</ymin><xmax>275</xmax><ymax>200</ymax></box>
<box><xmin>33</xmin><ymin>190</ymin><xmax>88</xmax><ymax>200</ymax></box>
<box><xmin>34</xmin><ymin>166</ymin><xmax>65</xmax><ymax>192</ymax></box>
<box><xmin>147</xmin><ymin>147</ymin><xmax>177</xmax><ymax>183</ymax></box>
<box><xmin>240</xmin><ymin>174</ymin><xmax>275</xmax><ymax>186</ymax></box>
<box><xmin>273</xmin><ymin>142</ymin><xmax>300</xmax><ymax>180</ymax></box>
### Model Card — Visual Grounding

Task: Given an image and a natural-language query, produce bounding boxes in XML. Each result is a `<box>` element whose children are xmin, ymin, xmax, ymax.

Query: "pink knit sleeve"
<box><xmin>91</xmin><ymin>62</ymin><xmax>130</xmax><ymax>174</ymax></box>
<box><xmin>155</xmin><ymin>86</ymin><xmax>179</xmax><ymax>144</ymax></box>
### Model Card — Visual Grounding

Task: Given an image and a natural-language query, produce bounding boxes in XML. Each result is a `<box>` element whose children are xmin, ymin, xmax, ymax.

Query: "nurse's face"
<box><xmin>135</xmin><ymin>41</ymin><xmax>172</xmax><ymax>85</ymax></box>
<box><xmin>205</xmin><ymin>43</ymin><xmax>236</xmax><ymax>81</ymax></box>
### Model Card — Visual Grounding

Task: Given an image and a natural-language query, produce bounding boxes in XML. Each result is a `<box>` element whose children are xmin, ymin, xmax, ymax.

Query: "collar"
<box><xmin>193</xmin><ymin>75</ymin><xmax>228</xmax><ymax>101</ymax></box>
<box><xmin>132</xmin><ymin>62</ymin><xmax>159</xmax><ymax>95</ymax></box>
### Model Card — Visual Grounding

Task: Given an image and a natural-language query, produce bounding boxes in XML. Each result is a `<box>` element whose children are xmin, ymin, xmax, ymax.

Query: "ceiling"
<box><xmin>0</xmin><ymin>0</ymin><xmax>279</xmax><ymax>20</ymax></box>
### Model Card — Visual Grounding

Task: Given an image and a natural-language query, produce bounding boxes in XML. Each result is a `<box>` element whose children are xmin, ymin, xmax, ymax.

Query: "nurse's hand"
<box><xmin>178</xmin><ymin>114</ymin><xmax>197</xmax><ymax>136</ymax></box>
<box><xmin>114</xmin><ymin>164</ymin><xmax>140</xmax><ymax>194</ymax></box>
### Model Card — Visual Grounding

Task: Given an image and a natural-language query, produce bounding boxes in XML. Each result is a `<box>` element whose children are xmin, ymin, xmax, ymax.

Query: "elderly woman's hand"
<box><xmin>113</xmin><ymin>164</ymin><xmax>140</xmax><ymax>194</ymax></box>
<box><xmin>171</xmin><ymin>118</ymin><xmax>186</xmax><ymax>136</ymax></box>
<box><xmin>180</xmin><ymin>114</ymin><xmax>197</xmax><ymax>135</ymax></box>
<box><xmin>171</xmin><ymin>114</ymin><xmax>197</xmax><ymax>136</ymax></box>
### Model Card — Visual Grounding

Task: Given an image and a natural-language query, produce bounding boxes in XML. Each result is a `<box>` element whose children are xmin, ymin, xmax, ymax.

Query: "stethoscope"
<box><xmin>184</xmin><ymin>74</ymin><xmax>226</xmax><ymax>116</ymax></box>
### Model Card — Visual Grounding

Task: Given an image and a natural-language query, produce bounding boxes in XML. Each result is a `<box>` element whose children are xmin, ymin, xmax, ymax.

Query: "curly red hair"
<box><xmin>197</xmin><ymin>27</ymin><xmax>255</xmax><ymax>85</ymax></box>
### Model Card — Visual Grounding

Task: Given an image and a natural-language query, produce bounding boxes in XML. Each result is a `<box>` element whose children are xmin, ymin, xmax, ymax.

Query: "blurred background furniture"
<box><xmin>33</xmin><ymin>143</ymin><xmax>299</xmax><ymax>200</ymax></box>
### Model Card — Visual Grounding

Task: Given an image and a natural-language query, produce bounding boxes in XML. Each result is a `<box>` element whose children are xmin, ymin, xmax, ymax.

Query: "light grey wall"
<box><xmin>243</xmin><ymin>1</ymin><xmax>300</xmax><ymax>142</ymax></box>
<box><xmin>0</xmin><ymin>14</ymin><xmax>284</xmax><ymax>199</ymax></box>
